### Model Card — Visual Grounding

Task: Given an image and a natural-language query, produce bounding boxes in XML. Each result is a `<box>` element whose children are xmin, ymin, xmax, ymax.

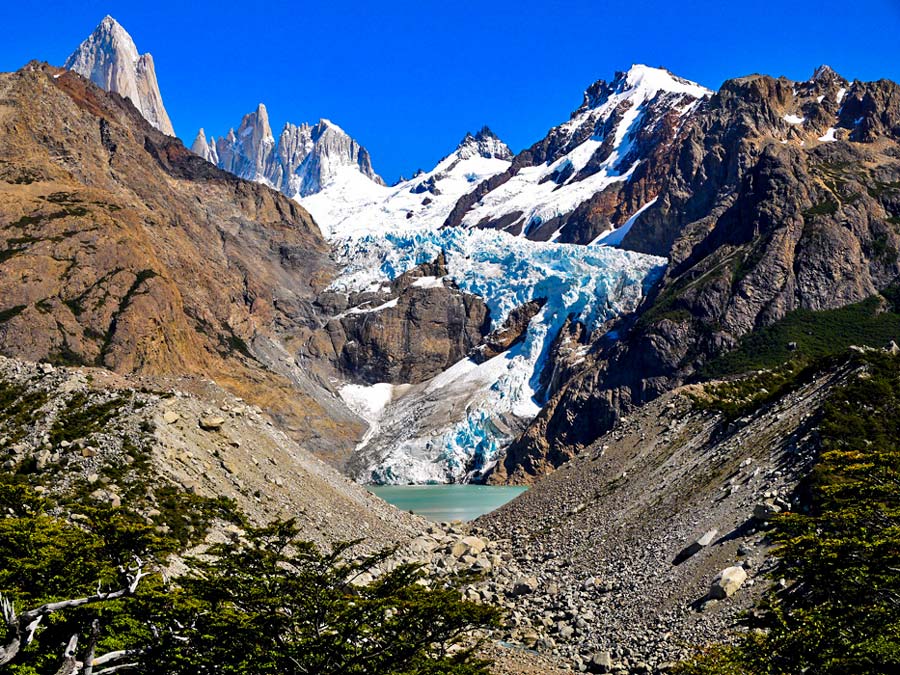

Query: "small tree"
<box><xmin>145</xmin><ymin>520</ymin><xmax>500</xmax><ymax>675</ymax></box>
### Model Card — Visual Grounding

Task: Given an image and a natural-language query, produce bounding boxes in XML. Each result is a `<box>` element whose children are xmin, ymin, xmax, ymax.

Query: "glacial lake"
<box><xmin>368</xmin><ymin>484</ymin><xmax>528</xmax><ymax>522</ymax></box>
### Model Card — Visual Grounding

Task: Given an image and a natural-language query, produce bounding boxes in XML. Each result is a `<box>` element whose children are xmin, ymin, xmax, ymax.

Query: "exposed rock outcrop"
<box><xmin>65</xmin><ymin>16</ymin><xmax>175</xmax><ymax>136</ymax></box>
<box><xmin>0</xmin><ymin>62</ymin><xmax>363</xmax><ymax>461</ymax></box>
<box><xmin>310</xmin><ymin>256</ymin><xmax>492</xmax><ymax>385</ymax></box>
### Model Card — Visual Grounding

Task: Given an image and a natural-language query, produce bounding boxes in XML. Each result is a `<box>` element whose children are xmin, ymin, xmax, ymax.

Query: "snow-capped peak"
<box><xmin>65</xmin><ymin>16</ymin><xmax>175</xmax><ymax>136</ymax></box>
<box><xmin>454</xmin><ymin>126</ymin><xmax>513</xmax><ymax>161</ymax></box>
<box><xmin>580</xmin><ymin>64</ymin><xmax>712</xmax><ymax>113</ymax></box>
<box><xmin>301</xmin><ymin>127</ymin><xmax>514</xmax><ymax>239</ymax></box>
<box><xmin>451</xmin><ymin>65</ymin><xmax>710</xmax><ymax>243</ymax></box>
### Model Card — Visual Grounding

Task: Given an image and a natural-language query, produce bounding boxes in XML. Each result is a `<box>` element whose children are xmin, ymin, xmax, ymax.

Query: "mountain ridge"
<box><xmin>192</xmin><ymin>104</ymin><xmax>384</xmax><ymax>199</ymax></box>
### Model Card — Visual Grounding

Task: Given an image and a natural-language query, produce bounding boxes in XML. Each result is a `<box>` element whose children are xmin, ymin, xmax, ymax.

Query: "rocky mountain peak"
<box><xmin>190</xmin><ymin>128</ymin><xmax>218</xmax><ymax>164</ymax></box>
<box><xmin>195</xmin><ymin>111</ymin><xmax>383</xmax><ymax>198</ymax></box>
<box><xmin>454</xmin><ymin>126</ymin><xmax>513</xmax><ymax>161</ymax></box>
<box><xmin>65</xmin><ymin>15</ymin><xmax>175</xmax><ymax>136</ymax></box>
<box><xmin>579</xmin><ymin>64</ymin><xmax>711</xmax><ymax>114</ymax></box>
<box><xmin>811</xmin><ymin>64</ymin><xmax>840</xmax><ymax>83</ymax></box>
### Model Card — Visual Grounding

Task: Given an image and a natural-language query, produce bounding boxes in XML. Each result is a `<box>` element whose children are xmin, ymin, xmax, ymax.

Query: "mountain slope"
<box><xmin>0</xmin><ymin>62</ymin><xmax>364</xmax><ymax>461</ymax></box>
<box><xmin>479</xmin><ymin>358</ymin><xmax>856</xmax><ymax>667</ymax></box>
<box><xmin>65</xmin><ymin>15</ymin><xmax>175</xmax><ymax>136</ymax></box>
<box><xmin>493</xmin><ymin>66</ymin><xmax>900</xmax><ymax>482</ymax></box>
<box><xmin>444</xmin><ymin>65</ymin><xmax>711</xmax><ymax>245</ymax></box>
<box><xmin>0</xmin><ymin>355</ymin><xmax>420</xmax><ymax>549</ymax></box>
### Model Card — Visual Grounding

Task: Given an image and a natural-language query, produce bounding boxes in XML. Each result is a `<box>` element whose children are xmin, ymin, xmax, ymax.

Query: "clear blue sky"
<box><xmin>3</xmin><ymin>0</ymin><xmax>900</xmax><ymax>183</ymax></box>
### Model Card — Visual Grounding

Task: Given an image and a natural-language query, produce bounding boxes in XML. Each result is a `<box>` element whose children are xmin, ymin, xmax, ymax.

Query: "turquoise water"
<box><xmin>368</xmin><ymin>484</ymin><xmax>527</xmax><ymax>522</ymax></box>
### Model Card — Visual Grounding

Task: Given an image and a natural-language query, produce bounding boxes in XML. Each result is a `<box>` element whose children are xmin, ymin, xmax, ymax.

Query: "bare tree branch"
<box><xmin>93</xmin><ymin>663</ymin><xmax>140</xmax><ymax>674</ymax></box>
<box><xmin>0</xmin><ymin>559</ymin><xmax>150</xmax><ymax>668</ymax></box>
<box><xmin>53</xmin><ymin>633</ymin><xmax>80</xmax><ymax>675</ymax></box>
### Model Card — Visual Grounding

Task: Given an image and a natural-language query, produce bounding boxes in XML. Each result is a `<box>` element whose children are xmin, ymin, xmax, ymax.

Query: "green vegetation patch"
<box><xmin>0</xmin><ymin>378</ymin><xmax>49</xmax><ymax>443</ymax></box>
<box><xmin>703</xmin><ymin>294</ymin><xmax>900</xmax><ymax>378</ymax></box>
<box><xmin>803</xmin><ymin>199</ymin><xmax>839</xmax><ymax>217</ymax></box>
<box><xmin>49</xmin><ymin>390</ymin><xmax>131</xmax><ymax>446</ymax></box>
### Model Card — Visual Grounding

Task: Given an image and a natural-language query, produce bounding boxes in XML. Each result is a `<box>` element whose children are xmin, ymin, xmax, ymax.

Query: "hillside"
<box><xmin>477</xmin><ymin>353</ymin><xmax>863</xmax><ymax>669</ymax></box>
<box><xmin>493</xmin><ymin>67</ymin><xmax>900</xmax><ymax>482</ymax></box>
<box><xmin>0</xmin><ymin>62</ymin><xmax>366</xmax><ymax>462</ymax></box>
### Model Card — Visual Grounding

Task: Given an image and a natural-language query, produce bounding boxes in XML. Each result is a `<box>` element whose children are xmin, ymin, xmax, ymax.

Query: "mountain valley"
<box><xmin>2</xmin><ymin>12</ymin><xmax>900</xmax><ymax>675</ymax></box>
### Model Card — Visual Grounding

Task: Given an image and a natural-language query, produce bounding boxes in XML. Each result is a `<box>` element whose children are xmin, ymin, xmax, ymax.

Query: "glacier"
<box><xmin>331</xmin><ymin>228</ymin><xmax>666</xmax><ymax>484</ymax></box>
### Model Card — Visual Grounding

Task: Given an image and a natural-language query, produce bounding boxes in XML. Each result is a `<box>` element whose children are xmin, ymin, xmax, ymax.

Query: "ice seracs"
<box><xmin>332</xmin><ymin>228</ymin><xmax>666</xmax><ymax>484</ymax></box>
<box><xmin>65</xmin><ymin>16</ymin><xmax>175</xmax><ymax>136</ymax></box>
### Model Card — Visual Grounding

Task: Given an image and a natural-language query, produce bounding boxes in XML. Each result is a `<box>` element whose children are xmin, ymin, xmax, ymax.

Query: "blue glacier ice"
<box><xmin>331</xmin><ymin>228</ymin><xmax>666</xmax><ymax>484</ymax></box>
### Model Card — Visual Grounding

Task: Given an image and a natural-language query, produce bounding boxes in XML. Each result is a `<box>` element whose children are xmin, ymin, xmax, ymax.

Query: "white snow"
<box><xmin>290</xmin><ymin>67</ymin><xmax>705</xmax><ymax>483</ymax></box>
<box><xmin>302</xmin><ymin>149</ymin><xmax>511</xmax><ymax>238</ymax></box>
<box><xmin>340</xmin><ymin>382</ymin><xmax>396</xmax><ymax>423</ymax></box>
<box><xmin>411</xmin><ymin>276</ymin><xmax>445</xmax><ymax>289</ymax></box>
<box><xmin>335</xmin><ymin>297</ymin><xmax>399</xmax><ymax>319</ymax></box>
<box><xmin>457</xmin><ymin>65</ymin><xmax>710</xmax><ymax>238</ymax></box>
<box><xmin>818</xmin><ymin>127</ymin><xmax>838</xmax><ymax>142</ymax></box>
<box><xmin>783</xmin><ymin>114</ymin><xmax>806</xmax><ymax>125</ymax></box>
<box><xmin>590</xmin><ymin>198</ymin><xmax>658</xmax><ymax>246</ymax></box>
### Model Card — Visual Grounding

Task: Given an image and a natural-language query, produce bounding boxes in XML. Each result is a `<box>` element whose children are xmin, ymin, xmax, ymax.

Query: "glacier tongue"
<box><xmin>332</xmin><ymin>228</ymin><xmax>666</xmax><ymax>484</ymax></box>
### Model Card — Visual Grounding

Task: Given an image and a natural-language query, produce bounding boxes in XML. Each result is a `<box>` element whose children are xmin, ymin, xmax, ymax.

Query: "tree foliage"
<box><xmin>144</xmin><ymin>520</ymin><xmax>499</xmax><ymax>675</ymax></box>
<box><xmin>0</xmin><ymin>478</ymin><xmax>499</xmax><ymax>675</ymax></box>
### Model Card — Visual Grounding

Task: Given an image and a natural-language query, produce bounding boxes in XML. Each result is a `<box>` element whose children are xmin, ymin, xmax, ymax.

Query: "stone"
<box><xmin>588</xmin><ymin>650</ymin><xmax>614</xmax><ymax>673</ymax></box>
<box><xmin>163</xmin><ymin>410</ymin><xmax>180</xmax><ymax>424</ymax></box>
<box><xmin>199</xmin><ymin>415</ymin><xmax>226</xmax><ymax>431</ymax></box>
<box><xmin>709</xmin><ymin>565</ymin><xmax>748</xmax><ymax>599</ymax></box>
<box><xmin>461</xmin><ymin>535</ymin><xmax>487</xmax><ymax>554</ymax></box>
<box><xmin>511</xmin><ymin>575</ymin><xmax>539</xmax><ymax>596</ymax></box>
<box><xmin>673</xmin><ymin>528</ymin><xmax>718</xmax><ymax>564</ymax></box>
<box><xmin>753</xmin><ymin>501</ymin><xmax>782</xmax><ymax>521</ymax></box>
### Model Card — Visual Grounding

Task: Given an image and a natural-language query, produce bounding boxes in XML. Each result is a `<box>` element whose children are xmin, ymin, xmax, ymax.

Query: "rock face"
<box><xmin>470</xmin><ymin>298</ymin><xmax>545</xmax><ymax>364</ymax></box>
<box><xmin>193</xmin><ymin>113</ymin><xmax>384</xmax><ymax>198</ymax></box>
<box><xmin>493</xmin><ymin>66</ymin><xmax>900</xmax><ymax>482</ymax></box>
<box><xmin>443</xmin><ymin>65</ymin><xmax>712</xmax><ymax>244</ymax></box>
<box><xmin>65</xmin><ymin>16</ymin><xmax>175</xmax><ymax>136</ymax></box>
<box><xmin>0</xmin><ymin>62</ymin><xmax>364</xmax><ymax>461</ymax></box>
<box><xmin>452</xmin><ymin>126</ymin><xmax>513</xmax><ymax>162</ymax></box>
<box><xmin>304</xmin><ymin>254</ymin><xmax>492</xmax><ymax>385</ymax></box>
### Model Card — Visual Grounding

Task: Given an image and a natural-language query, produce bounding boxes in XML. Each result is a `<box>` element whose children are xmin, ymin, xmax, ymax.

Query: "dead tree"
<box><xmin>0</xmin><ymin>558</ymin><xmax>150</xmax><ymax>673</ymax></box>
